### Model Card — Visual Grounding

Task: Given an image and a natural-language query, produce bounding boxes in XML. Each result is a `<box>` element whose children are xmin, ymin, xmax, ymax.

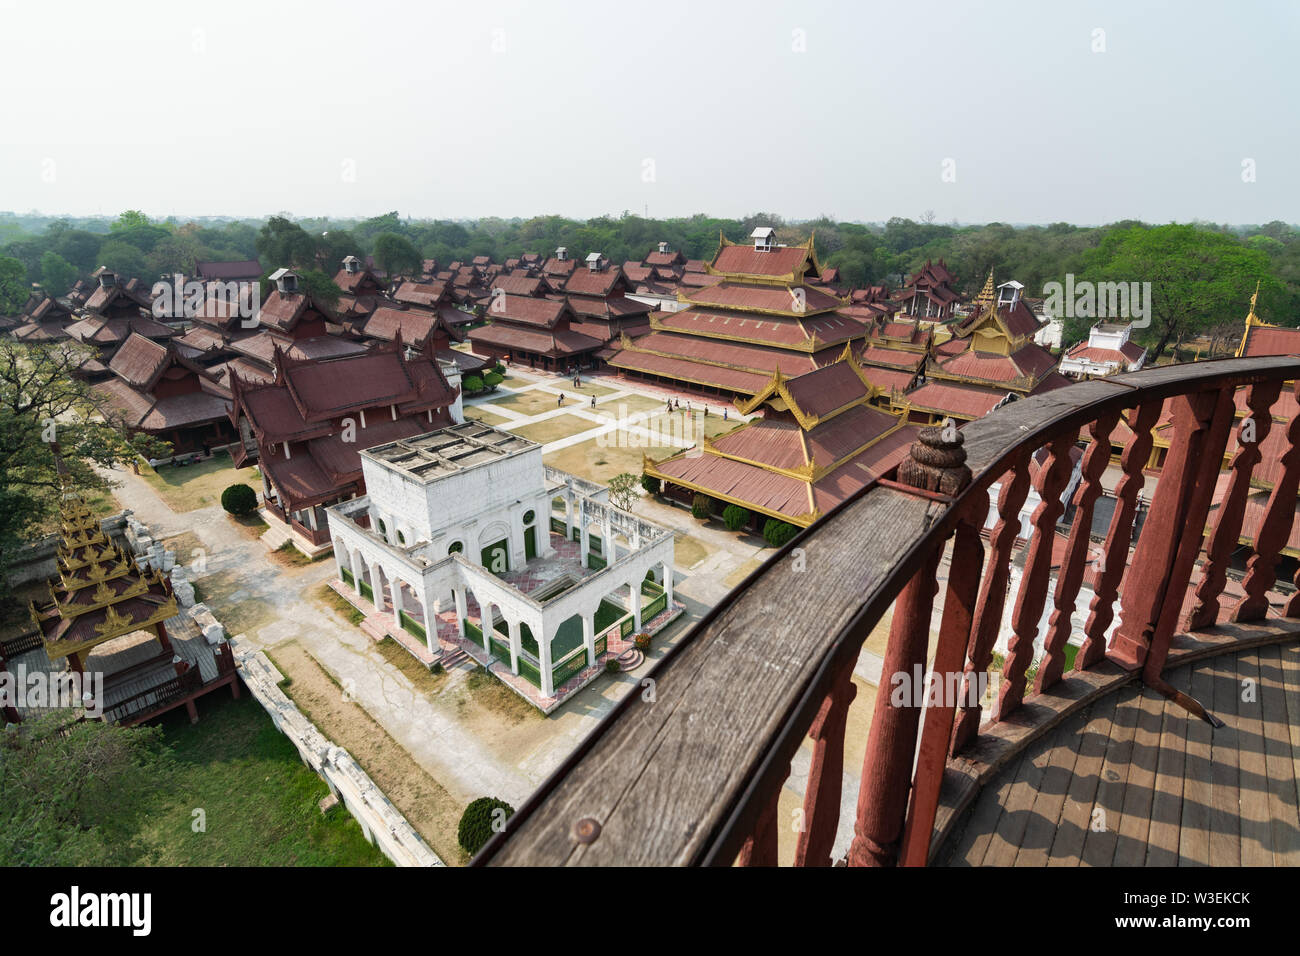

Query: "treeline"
<box><xmin>2</xmin><ymin>210</ymin><xmax>1298</xmax><ymax>357</ymax></box>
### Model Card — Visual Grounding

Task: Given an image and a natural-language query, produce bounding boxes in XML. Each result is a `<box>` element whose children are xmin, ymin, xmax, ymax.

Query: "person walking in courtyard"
<box><xmin>558</xmin><ymin>392</ymin><xmax>564</xmax><ymax>407</ymax></box>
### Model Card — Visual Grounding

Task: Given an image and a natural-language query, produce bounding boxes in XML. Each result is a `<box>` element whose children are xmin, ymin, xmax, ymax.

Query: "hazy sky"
<box><xmin>2</xmin><ymin>0</ymin><xmax>1296</xmax><ymax>224</ymax></box>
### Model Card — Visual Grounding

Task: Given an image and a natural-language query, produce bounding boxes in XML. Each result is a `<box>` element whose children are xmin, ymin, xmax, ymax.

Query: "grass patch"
<box><xmin>464</xmin><ymin>405</ymin><xmax>513</xmax><ymax>426</ymax></box>
<box><xmin>459</xmin><ymin>666</ymin><xmax>541</xmax><ymax>726</ymax></box>
<box><xmin>723</xmin><ymin>557</ymin><xmax>764</xmax><ymax>589</ymax></box>
<box><xmin>140</xmin><ymin>450</ymin><xmax>259</xmax><ymax>513</ymax></box>
<box><xmin>510</xmin><ymin>413</ymin><xmax>599</xmax><ymax>446</ymax></box>
<box><xmin>271</xmin><ymin>540</ymin><xmax>316</xmax><ymax>567</ymax></box>
<box><xmin>375</xmin><ymin>636</ymin><xmax>448</xmax><ymax>697</ymax></box>
<box><xmin>190</xmin><ymin>568</ymin><xmax>276</xmax><ymax>636</ymax></box>
<box><xmin>316</xmin><ymin>583</ymin><xmax>364</xmax><ymax>625</ymax></box>
<box><xmin>489</xmin><ymin>387</ymin><xmax>578</xmax><ymax>417</ymax></box>
<box><xmin>230</xmin><ymin>512</ymin><xmax>270</xmax><ymax>537</ymax></box>
<box><xmin>544</xmin><ymin>434</ymin><xmax>680</xmax><ymax>485</ymax></box>
<box><xmin>673</xmin><ymin>534</ymin><xmax>711</xmax><ymax>570</ymax></box>
<box><xmin>132</xmin><ymin>694</ymin><xmax>388</xmax><ymax>866</ymax></box>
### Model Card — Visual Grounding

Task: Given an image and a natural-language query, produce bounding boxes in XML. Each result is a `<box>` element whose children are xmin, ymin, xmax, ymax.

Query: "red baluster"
<box><xmin>1232</xmin><ymin>381</ymin><xmax>1300</xmax><ymax>623</ymax></box>
<box><xmin>1186</xmin><ymin>381</ymin><xmax>1280</xmax><ymax>629</ymax></box>
<box><xmin>848</xmin><ymin>547</ymin><xmax>941</xmax><ymax>866</ymax></box>
<box><xmin>997</xmin><ymin>433</ymin><xmax>1078</xmax><ymax>719</ymax></box>
<box><xmin>899</xmin><ymin>508</ymin><xmax>985</xmax><ymax>866</ymax></box>
<box><xmin>736</xmin><ymin>769</ymin><xmax>788</xmax><ymax>867</ymax></box>
<box><xmin>1076</xmin><ymin>401</ymin><xmax>1161</xmax><ymax>670</ymax></box>
<box><xmin>793</xmin><ymin>663</ymin><xmax>856</xmax><ymax>867</ymax></box>
<box><xmin>950</xmin><ymin>451</ymin><xmax>1032</xmax><ymax>753</ymax></box>
<box><xmin>1037</xmin><ymin>413</ymin><xmax>1119</xmax><ymax>693</ymax></box>
<box><xmin>1111</xmin><ymin>389</ymin><xmax>1235</xmax><ymax>671</ymax></box>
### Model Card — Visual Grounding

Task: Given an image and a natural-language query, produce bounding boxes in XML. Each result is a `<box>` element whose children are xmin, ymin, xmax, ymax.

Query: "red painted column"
<box><xmin>951</xmin><ymin>453</ymin><xmax>1032</xmax><ymax>753</ymax></box>
<box><xmin>1232</xmin><ymin>381</ymin><xmax>1300</xmax><ymax>622</ymax></box>
<box><xmin>899</xmin><ymin>508</ymin><xmax>985</xmax><ymax>866</ymax></box>
<box><xmin>997</xmin><ymin>433</ymin><xmax>1078</xmax><ymax>720</ymax></box>
<box><xmin>793</xmin><ymin>662</ymin><xmax>857</xmax><ymax>867</ymax></box>
<box><xmin>1109</xmin><ymin>391</ymin><xmax>1230</xmax><ymax>671</ymax></box>
<box><xmin>1077</xmin><ymin>401</ymin><xmax>1161</xmax><ymax>670</ymax></box>
<box><xmin>1037</xmin><ymin>413</ymin><xmax>1118</xmax><ymax>693</ymax></box>
<box><xmin>1186</xmin><ymin>381</ymin><xmax>1280</xmax><ymax>629</ymax></box>
<box><xmin>848</xmin><ymin>546</ymin><xmax>942</xmax><ymax>867</ymax></box>
<box><xmin>736</xmin><ymin>767</ymin><xmax>789</xmax><ymax>867</ymax></box>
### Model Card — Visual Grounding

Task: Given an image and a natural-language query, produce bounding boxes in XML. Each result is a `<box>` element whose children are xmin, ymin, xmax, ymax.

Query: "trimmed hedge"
<box><xmin>641</xmin><ymin>473</ymin><xmax>661</xmax><ymax>495</ymax></box>
<box><xmin>691</xmin><ymin>493</ymin><xmax>713</xmax><ymax>520</ymax></box>
<box><xmin>722</xmin><ymin>504</ymin><xmax>750</xmax><ymax>531</ymax></box>
<box><xmin>484</xmin><ymin>371</ymin><xmax>504</xmax><ymax>388</ymax></box>
<box><xmin>762</xmin><ymin>518</ymin><xmax>799</xmax><ymax>548</ymax></box>
<box><xmin>220</xmin><ymin>483</ymin><xmax>258</xmax><ymax>517</ymax></box>
<box><xmin>457</xmin><ymin>797</ymin><xmax>516</xmax><ymax>856</ymax></box>
<box><xmin>464</xmin><ymin>375</ymin><xmax>485</xmax><ymax>393</ymax></box>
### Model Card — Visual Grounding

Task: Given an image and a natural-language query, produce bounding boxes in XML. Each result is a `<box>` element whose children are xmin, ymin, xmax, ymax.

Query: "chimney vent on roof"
<box><xmin>750</xmin><ymin>226</ymin><xmax>775</xmax><ymax>251</ymax></box>
<box><xmin>270</xmin><ymin>268</ymin><xmax>299</xmax><ymax>294</ymax></box>
<box><xmin>98</xmin><ymin>271</ymin><xmax>117</xmax><ymax>289</ymax></box>
<box><xmin>342</xmin><ymin>255</ymin><xmax>361</xmax><ymax>274</ymax></box>
<box><xmin>586</xmin><ymin>252</ymin><xmax>604</xmax><ymax>272</ymax></box>
<box><xmin>658</xmin><ymin>241</ymin><xmax>668</xmax><ymax>254</ymax></box>
<box><xmin>555</xmin><ymin>247</ymin><xmax>567</xmax><ymax>261</ymax></box>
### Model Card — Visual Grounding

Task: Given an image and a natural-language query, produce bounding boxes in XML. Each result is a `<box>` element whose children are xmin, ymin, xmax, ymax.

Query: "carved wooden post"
<box><xmin>951</xmin><ymin>450</ymin><xmax>1032</xmax><ymax>753</ymax></box>
<box><xmin>1232</xmin><ymin>381</ymin><xmax>1300</xmax><ymax>622</ymax></box>
<box><xmin>1076</xmin><ymin>401</ymin><xmax>1161</xmax><ymax>670</ymax></box>
<box><xmin>1110</xmin><ymin>389</ymin><xmax>1234</xmax><ymax>671</ymax></box>
<box><xmin>899</xmin><ymin>500</ymin><xmax>984</xmax><ymax>866</ymax></box>
<box><xmin>1186</xmin><ymin>381</ymin><xmax>1280</xmax><ymax>629</ymax></box>
<box><xmin>1036</xmin><ymin>414</ymin><xmax>1118</xmax><ymax>693</ymax></box>
<box><xmin>736</xmin><ymin>767</ymin><xmax>789</xmax><ymax>867</ymax></box>
<box><xmin>997</xmin><ymin>433</ymin><xmax>1078</xmax><ymax>719</ymax></box>
<box><xmin>793</xmin><ymin>663</ymin><xmax>856</xmax><ymax>867</ymax></box>
<box><xmin>849</xmin><ymin>424</ymin><xmax>968</xmax><ymax>867</ymax></box>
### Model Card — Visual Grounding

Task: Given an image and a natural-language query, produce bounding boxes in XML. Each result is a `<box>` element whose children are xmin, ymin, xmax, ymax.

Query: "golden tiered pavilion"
<box><xmin>15</xmin><ymin>495</ymin><xmax>238</xmax><ymax>725</ymax></box>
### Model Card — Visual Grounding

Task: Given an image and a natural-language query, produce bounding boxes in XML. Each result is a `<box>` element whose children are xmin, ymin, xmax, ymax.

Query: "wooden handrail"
<box><xmin>476</xmin><ymin>356</ymin><xmax>1300</xmax><ymax>867</ymax></box>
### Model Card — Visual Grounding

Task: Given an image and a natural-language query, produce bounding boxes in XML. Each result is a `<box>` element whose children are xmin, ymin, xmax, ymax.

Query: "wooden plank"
<box><xmin>1279</xmin><ymin>641</ymin><xmax>1300</xmax><ymax>816</ymax></box>
<box><xmin>1177</xmin><ymin>660</ymin><xmax>1214</xmax><ymax>866</ymax></box>
<box><xmin>1048</xmin><ymin>692</ymin><xmax>1118</xmax><ymax>866</ymax></box>
<box><xmin>1081</xmin><ymin>685</ymin><xmax>1141</xmax><ymax>866</ymax></box>
<box><xmin>1235</xmin><ymin>649</ymin><xmax>1273</xmax><ymax>866</ymax></box>
<box><xmin>1206</xmin><ymin>651</ymin><xmax>1242</xmax><ymax>866</ymax></box>
<box><xmin>1111</xmin><ymin>685</ymin><xmax>1164</xmax><ymax>866</ymax></box>
<box><xmin>484</xmin><ymin>488</ymin><xmax>942</xmax><ymax>866</ymax></box>
<box><xmin>947</xmin><ymin>749</ymin><xmax>1028</xmax><ymax>866</ymax></box>
<box><xmin>1145</xmin><ymin>665</ymin><xmax>1190</xmax><ymax>866</ymax></box>
<box><xmin>1014</xmin><ymin>705</ymin><xmax>1090</xmax><ymax>866</ymax></box>
<box><xmin>1257</xmin><ymin>645</ymin><xmax>1300</xmax><ymax>864</ymax></box>
<box><xmin>981</xmin><ymin>725</ymin><xmax>1060</xmax><ymax>865</ymax></box>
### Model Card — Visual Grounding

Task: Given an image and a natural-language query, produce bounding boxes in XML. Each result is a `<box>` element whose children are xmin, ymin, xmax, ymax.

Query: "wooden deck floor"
<box><xmin>940</xmin><ymin>641</ymin><xmax>1300</xmax><ymax>866</ymax></box>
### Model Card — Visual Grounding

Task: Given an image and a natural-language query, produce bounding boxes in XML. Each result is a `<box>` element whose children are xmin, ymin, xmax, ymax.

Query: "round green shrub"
<box><xmin>463</xmin><ymin>375</ymin><xmax>485</xmax><ymax>393</ymax></box>
<box><xmin>457</xmin><ymin>797</ymin><xmax>516</xmax><ymax>856</ymax></box>
<box><xmin>722</xmin><ymin>504</ymin><xmax>750</xmax><ymax>531</ymax></box>
<box><xmin>634</xmin><ymin>632</ymin><xmax>651</xmax><ymax>652</ymax></box>
<box><xmin>640</xmin><ymin>473</ymin><xmax>661</xmax><ymax>495</ymax></box>
<box><xmin>691</xmin><ymin>493</ymin><xmax>713</xmax><ymax>520</ymax></box>
<box><xmin>484</xmin><ymin>371</ymin><xmax>504</xmax><ymax>388</ymax></box>
<box><xmin>220</xmin><ymin>483</ymin><xmax>258</xmax><ymax>517</ymax></box>
<box><xmin>762</xmin><ymin>518</ymin><xmax>799</xmax><ymax>548</ymax></box>
<box><xmin>492</xmin><ymin>361</ymin><xmax>506</xmax><ymax>375</ymax></box>
<box><xmin>604</xmin><ymin>658</ymin><xmax>621</xmax><ymax>674</ymax></box>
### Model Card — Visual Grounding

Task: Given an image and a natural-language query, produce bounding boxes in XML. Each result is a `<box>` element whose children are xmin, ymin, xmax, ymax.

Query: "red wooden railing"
<box><xmin>475</xmin><ymin>356</ymin><xmax>1300</xmax><ymax>866</ymax></box>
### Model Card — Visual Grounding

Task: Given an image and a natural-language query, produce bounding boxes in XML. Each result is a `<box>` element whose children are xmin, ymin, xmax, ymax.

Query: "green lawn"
<box><xmin>140</xmin><ymin>450</ymin><xmax>260</xmax><ymax>513</ymax></box>
<box><xmin>132</xmin><ymin>694</ymin><xmax>389</xmax><ymax>866</ymax></box>
<box><xmin>510</xmin><ymin>413</ymin><xmax>599</xmax><ymax>445</ymax></box>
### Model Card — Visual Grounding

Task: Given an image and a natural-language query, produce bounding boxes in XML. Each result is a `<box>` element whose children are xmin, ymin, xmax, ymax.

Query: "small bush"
<box><xmin>762</xmin><ymin>518</ymin><xmax>799</xmax><ymax>548</ymax></box>
<box><xmin>463</xmin><ymin>375</ymin><xmax>485</xmax><ymax>393</ymax></box>
<box><xmin>722</xmin><ymin>504</ymin><xmax>750</xmax><ymax>531</ymax></box>
<box><xmin>220</xmin><ymin>483</ymin><xmax>258</xmax><ymax>517</ymax></box>
<box><xmin>484</xmin><ymin>371</ymin><xmax>504</xmax><ymax>388</ymax></box>
<box><xmin>492</xmin><ymin>361</ymin><xmax>506</xmax><ymax>375</ymax></box>
<box><xmin>457</xmin><ymin>797</ymin><xmax>516</xmax><ymax>856</ymax></box>
<box><xmin>633</xmin><ymin>632</ymin><xmax>651</xmax><ymax>652</ymax></box>
<box><xmin>640</xmin><ymin>473</ymin><xmax>661</xmax><ymax>495</ymax></box>
<box><xmin>691</xmin><ymin>493</ymin><xmax>713</xmax><ymax>520</ymax></box>
<box><xmin>604</xmin><ymin>658</ymin><xmax>621</xmax><ymax>674</ymax></box>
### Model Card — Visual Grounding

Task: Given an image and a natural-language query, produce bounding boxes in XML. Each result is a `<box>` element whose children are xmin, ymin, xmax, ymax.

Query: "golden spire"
<box><xmin>972</xmin><ymin>270</ymin><xmax>996</xmax><ymax>313</ymax></box>
<box><xmin>1246</xmin><ymin>279</ymin><xmax>1261</xmax><ymax>325</ymax></box>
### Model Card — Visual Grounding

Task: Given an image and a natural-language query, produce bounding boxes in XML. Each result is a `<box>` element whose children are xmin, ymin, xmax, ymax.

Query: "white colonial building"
<box><xmin>1059</xmin><ymin>322</ymin><xmax>1147</xmax><ymax>379</ymax></box>
<box><xmin>325</xmin><ymin>422</ymin><xmax>676</xmax><ymax>699</ymax></box>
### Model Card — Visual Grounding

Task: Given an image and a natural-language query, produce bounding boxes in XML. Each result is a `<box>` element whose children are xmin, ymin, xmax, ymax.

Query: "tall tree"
<box><xmin>371</xmin><ymin>232</ymin><xmax>421</xmax><ymax>276</ymax></box>
<box><xmin>0</xmin><ymin>256</ymin><xmax>27</xmax><ymax>313</ymax></box>
<box><xmin>39</xmin><ymin>251</ymin><xmax>78</xmax><ymax>297</ymax></box>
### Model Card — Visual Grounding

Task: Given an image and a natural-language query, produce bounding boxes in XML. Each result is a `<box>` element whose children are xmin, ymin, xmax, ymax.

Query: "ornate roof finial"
<box><xmin>898</xmin><ymin>419</ymin><xmax>971</xmax><ymax>496</ymax></box>
<box><xmin>1246</xmin><ymin>279</ymin><xmax>1261</xmax><ymax>325</ymax></box>
<box><xmin>973</xmin><ymin>269</ymin><xmax>996</xmax><ymax>311</ymax></box>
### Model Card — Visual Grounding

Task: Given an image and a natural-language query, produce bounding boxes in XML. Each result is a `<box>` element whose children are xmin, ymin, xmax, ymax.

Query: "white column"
<box><xmin>420</xmin><ymin>588</ymin><xmax>435</xmax><ymax>654</ymax></box>
<box><xmin>539</xmin><ymin>628</ymin><xmax>554</xmax><ymax>697</ymax></box>
<box><xmin>507</xmin><ymin>620</ymin><xmax>521</xmax><ymax>675</ymax></box>
<box><xmin>478</xmin><ymin>598</ymin><xmax>493</xmax><ymax>655</ymax></box>
<box><xmin>663</xmin><ymin>561</ymin><xmax>673</xmax><ymax>606</ymax></box>
<box><xmin>604</xmin><ymin>516</ymin><xmax>614</xmax><ymax>562</ymax></box>
<box><xmin>453</xmin><ymin>588</ymin><xmax>467</xmax><ymax>638</ymax></box>
<box><xmin>579</xmin><ymin>504</ymin><xmax>590</xmax><ymax>565</ymax></box>
<box><xmin>631</xmin><ymin>581</ymin><xmax>642</xmax><ymax>632</ymax></box>
<box><xmin>391</xmin><ymin>574</ymin><xmax>404</xmax><ymax>620</ymax></box>
<box><xmin>564</xmin><ymin>489</ymin><xmax>574</xmax><ymax>539</ymax></box>
<box><xmin>583</xmin><ymin>613</ymin><xmax>596</xmax><ymax>667</ymax></box>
